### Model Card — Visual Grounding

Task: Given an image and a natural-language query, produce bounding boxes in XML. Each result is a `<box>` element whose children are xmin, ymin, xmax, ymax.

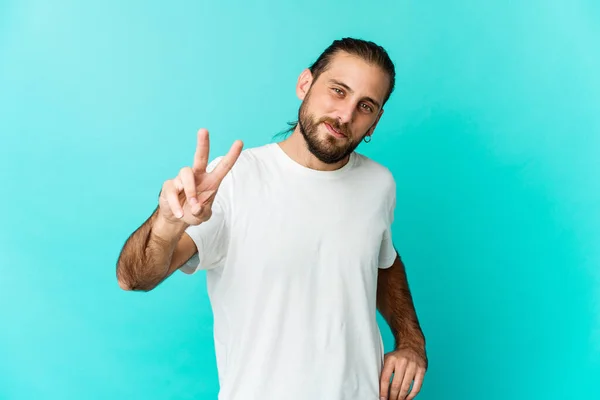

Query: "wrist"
<box><xmin>154</xmin><ymin>210</ymin><xmax>189</xmax><ymax>242</ymax></box>
<box><xmin>396</xmin><ymin>340</ymin><xmax>427</xmax><ymax>362</ymax></box>
<box><xmin>394</xmin><ymin>335</ymin><xmax>426</xmax><ymax>354</ymax></box>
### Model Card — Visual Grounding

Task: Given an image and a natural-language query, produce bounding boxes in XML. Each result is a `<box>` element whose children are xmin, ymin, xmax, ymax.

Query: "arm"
<box><xmin>377</xmin><ymin>251</ymin><xmax>427</xmax><ymax>366</ymax></box>
<box><xmin>116</xmin><ymin>128</ymin><xmax>243</xmax><ymax>292</ymax></box>
<box><xmin>116</xmin><ymin>207</ymin><xmax>197</xmax><ymax>291</ymax></box>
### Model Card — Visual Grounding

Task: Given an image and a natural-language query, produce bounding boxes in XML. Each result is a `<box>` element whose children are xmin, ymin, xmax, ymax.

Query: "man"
<box><xmin>116</xmin><ymin>38</ymin><xmax>427</xmax><ymax>400</ymax></box>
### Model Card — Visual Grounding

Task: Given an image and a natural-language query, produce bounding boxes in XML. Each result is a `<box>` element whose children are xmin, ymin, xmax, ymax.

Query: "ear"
<box><xmin>366</xmin><ymin>108</ymin><xmax>385</xmax><ymax>136</ymax></box>
<box><xmin>296</xmin><ymin>69</ymin><xmax>313</xmax><ymax>101</ymax></box>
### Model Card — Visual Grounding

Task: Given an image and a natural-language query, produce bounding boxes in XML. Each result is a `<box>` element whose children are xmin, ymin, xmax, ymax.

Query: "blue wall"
<box><xmin>1</xmin><ymin>1</ymin><xmax>598</xmax><ymax>398</ymax></box>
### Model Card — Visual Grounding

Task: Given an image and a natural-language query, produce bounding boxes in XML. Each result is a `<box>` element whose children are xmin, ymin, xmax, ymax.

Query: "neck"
<box><xmin>277</xmin><ymin>125</ymin><xmax>350</xmax><ymax>172</ymax></box>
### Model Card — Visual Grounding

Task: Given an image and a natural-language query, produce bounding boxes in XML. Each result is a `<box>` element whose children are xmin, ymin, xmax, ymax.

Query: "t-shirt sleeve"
<box><xmin>378</xmin><ymin>178</ymin><xmax>397</xmax><ymax>269</ymax></box>
<box><xmin>179</xmin><ymin>157</ymin><xmax>230</xmax><ymax>274</ymax></box>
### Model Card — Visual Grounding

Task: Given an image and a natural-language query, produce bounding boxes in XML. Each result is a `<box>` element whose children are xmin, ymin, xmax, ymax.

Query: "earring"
<box><xmin>363</xmin><ymin>135</ymin><xmax>372</xmax><ymax>143</ymax></box>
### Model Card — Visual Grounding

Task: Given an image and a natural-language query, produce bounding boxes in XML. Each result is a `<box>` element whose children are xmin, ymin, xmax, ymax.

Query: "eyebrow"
<box><xmin>328</xmin><ymin>78</ymin><xmax>382</xmax><ymax>110</ymax></box>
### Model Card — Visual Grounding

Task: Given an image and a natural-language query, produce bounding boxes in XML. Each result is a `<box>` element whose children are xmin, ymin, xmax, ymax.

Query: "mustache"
<box><xmin>319</xmin><ymin>117</ymin><xmax>351</xmax><ymax>137</ymax></box>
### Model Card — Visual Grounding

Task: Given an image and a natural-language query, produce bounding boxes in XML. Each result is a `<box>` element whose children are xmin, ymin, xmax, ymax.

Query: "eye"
<box><xmin>332</xmin><ymin>87</ymin><xmax>344</xmax><ymax>96</ymax></box>
<box><xmin>360</xmin><ymin>103</ymin><xmax>374</xmax><ymax>113</ymax></box>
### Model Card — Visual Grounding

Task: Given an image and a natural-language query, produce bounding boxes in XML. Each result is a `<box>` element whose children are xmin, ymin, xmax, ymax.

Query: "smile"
<box><xmin>324</xmin><ymin>122</ymin><xmax>346</xmax><ymax>139</ymax></box>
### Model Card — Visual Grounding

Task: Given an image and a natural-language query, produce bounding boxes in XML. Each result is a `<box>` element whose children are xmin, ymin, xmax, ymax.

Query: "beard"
<box><xmin>297</xmin><ymin>92</ymin><xmax>367</xmax><ymax>165</ymax></box>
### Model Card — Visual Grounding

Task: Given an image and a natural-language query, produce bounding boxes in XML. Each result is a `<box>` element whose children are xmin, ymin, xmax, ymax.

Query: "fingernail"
<box><xmin>381</xmin><ymin>397</ymin><xmax>386</xmax><ymax>400</ymax></box>
<box><xmin>190</xmin><ymin>197</ymin><xmax>198</xmax><ymax>205</ymax></box>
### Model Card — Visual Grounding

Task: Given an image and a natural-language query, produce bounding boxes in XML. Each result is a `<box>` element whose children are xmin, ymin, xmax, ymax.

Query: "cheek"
<box><xmin>309</xmin><ymin>92</ymin><xmax>336</xmax><ymax>113</ymax></box>
<box><xmin>361</xmin><ymin>115</ymin><xmax>378</xmax><ymax>130</ymax></box>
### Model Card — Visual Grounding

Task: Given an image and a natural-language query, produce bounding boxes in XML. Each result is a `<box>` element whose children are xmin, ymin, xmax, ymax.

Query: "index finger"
<box><xmin>210</xmin><ymin>140</ymin><xmax>244</xmax><ymax>183</ymax></box>
<box><xmin>192</xmin><ymin>128</ymin><xmax>210</xmax><ymax>173</ymax></box>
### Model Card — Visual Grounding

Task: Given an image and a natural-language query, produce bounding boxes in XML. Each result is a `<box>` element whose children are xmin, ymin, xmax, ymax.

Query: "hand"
<box><xmin>380</xmin><ymin>348</ymin><xmax>427</xmax><ymax>400</ymax></box>
<box><xmin>158</xmin><ymin>128</ymin><xmax>243</xmax><ymax>226</ymax></box>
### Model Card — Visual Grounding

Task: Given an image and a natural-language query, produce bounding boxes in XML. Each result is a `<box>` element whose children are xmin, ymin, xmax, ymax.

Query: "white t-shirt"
<box><xmin>181</xmin><ymin>142</ymin><xmax>397</xmax><ymax>400</ymax></box>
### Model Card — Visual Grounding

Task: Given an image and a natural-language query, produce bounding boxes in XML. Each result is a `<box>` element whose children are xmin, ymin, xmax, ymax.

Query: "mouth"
<box><xmin>323</xmin><ymin>122</ymin><xmax>346</xmax><ymax>139</ymax></box>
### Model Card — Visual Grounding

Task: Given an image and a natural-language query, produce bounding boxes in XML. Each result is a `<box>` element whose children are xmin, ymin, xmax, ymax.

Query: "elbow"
<box><xmin>117</xmin><ymin>275</ymin><xmax>157</xmax><ymax>292</ymax></box>
<box><xmin>116</xmin><ymin>265</ymin><xmax>156</xmax><ymax>292</ymax></box>
<box><xmin>117</xmin><ymin>277</ymin><xmax>134</xmax><ymax>291</ymax></box>
<box><xmin>116</xmin><ymin>263</ymin><xmax>133</xmax><ymax>291</ymax></box>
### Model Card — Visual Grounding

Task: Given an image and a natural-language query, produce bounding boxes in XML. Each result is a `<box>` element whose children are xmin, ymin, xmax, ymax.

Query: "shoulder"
<box><xmin>352</xmin><ymin>152</ymin><xmax>397</xmax><ymax>215</ymax></box>
<box><xmin>234</xmin><ymin>143</ymin><xmax>276</xmax><ymax>166</ymax></box>
<box><xmin>352</xmin><ymin>152</ymin><xmax>396</xmax><ymax>190</ymax></box>
<box><xmin>208</xmin><ymin>143</ymin><xmax>275</xmax><ymax>173</ymax></box>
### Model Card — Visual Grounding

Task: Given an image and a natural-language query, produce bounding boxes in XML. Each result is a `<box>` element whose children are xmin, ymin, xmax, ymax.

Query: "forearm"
<box><xmin>116</xmin><ymin>207</ymin><xmax>189</xmax><ymax>291</ymax></box>
<box><xmin>377</xmin><ymin>253</ymin><xmax>427</xmax><ymax>363</ymax></box>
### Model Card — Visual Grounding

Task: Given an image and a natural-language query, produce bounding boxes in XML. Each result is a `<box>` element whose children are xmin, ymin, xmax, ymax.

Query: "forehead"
<box><xmin>317</xmin><ymin>52</ymin><xmax>389</xmax><ymax>104</ymax></box>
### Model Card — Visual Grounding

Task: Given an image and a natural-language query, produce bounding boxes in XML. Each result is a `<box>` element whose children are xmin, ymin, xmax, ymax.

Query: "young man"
<box><xmin>117</xmin><ymin>38</ymin><xmax>427</xmax><ymax>400</ymax></box>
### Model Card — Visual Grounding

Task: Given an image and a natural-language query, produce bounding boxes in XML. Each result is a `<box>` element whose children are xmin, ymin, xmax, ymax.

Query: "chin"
<box><xmin>320</xmin><ymin>128</ymin><xmax>346</xmax><ymax>143</ymax></box>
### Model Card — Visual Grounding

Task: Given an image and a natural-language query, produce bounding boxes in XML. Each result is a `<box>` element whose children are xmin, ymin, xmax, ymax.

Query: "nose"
<box><xmin>335</xmin><ymin>102</ymin><xmax>355</xmax><ymax>125</ymax></box>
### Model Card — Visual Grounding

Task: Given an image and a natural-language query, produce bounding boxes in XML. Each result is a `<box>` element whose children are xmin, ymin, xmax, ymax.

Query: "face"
<box><xmin>296</xmin><ymin>52</ymin><xmax>389</xmax><ymax>164</ymax></box>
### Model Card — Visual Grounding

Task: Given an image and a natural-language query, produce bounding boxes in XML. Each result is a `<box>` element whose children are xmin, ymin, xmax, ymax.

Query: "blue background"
<box><xmin>1</xmin><ymin>1</ymin><xmax>599</xmax><ymax>399</ymax></box>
